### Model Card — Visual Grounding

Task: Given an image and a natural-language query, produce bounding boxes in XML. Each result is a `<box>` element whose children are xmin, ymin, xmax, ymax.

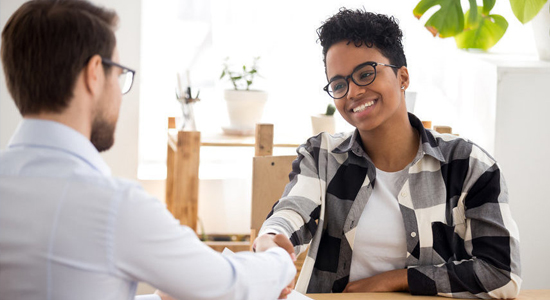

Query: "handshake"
<box><xmin>254</xmin><ymin>234</ymin><xmax>298</xmax><ymax>299</ymax></box>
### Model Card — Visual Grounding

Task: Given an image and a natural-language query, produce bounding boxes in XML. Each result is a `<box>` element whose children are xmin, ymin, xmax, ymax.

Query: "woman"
<box><xmin>254</xmin><ymin>8</ymin><xmax>521</xmax><ymax>299</ymax></box>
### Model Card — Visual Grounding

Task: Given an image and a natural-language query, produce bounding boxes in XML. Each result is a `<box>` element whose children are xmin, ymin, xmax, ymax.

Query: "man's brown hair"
<box><xmin>1</xmin><ymin>0</ymin><xmax>118</xmax><ymax>115</ymax></box>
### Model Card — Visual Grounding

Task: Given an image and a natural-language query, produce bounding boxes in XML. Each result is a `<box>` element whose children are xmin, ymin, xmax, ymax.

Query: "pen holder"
<box><xmin>177</xmin><ymin>96</ymin><xmax>200</xmax><ymax>131</ymax></box>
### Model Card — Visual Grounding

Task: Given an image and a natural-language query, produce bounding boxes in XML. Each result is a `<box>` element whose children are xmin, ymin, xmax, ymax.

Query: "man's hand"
<box><xmin>254</xmin><ymin>234</ymin><xmax>297</xmax><ymax>299</ymax></box>
<box><xmin>278</xmin><ymin>278</ymin><xmax>295</xmax><ymax>299</ymax></box>
<box><xmin>343</xmin><ymin>269</ymin><xmax>408</xmax><ymax>293</ymax></box>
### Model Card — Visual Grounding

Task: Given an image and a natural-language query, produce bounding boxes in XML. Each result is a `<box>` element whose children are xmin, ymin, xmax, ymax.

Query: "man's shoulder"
<box><xmin>0</xmin><ymin>147</ymin><xmax>149</xmax><ymax>200</ymax></box>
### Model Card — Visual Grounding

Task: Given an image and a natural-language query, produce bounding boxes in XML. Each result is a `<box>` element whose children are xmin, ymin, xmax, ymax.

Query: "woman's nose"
<box><xmin>347</xmin><ymin>79</ymin><xmax>365</xmax><ymax>100</ymax></box>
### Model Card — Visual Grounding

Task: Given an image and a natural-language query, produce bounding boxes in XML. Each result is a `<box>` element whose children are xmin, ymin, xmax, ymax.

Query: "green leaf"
<box><xmin>414</xmin><ymin>0</ymin><xmax>465</xmax><ymax>38</ymax></box>
<box><xmin>467</xmin><ymin>0</ymin><xmax>479</xmax><ymax>28</ymax></box>
<box><xmin>220</xmin><ymin>70</ymin><xmax>226</xmax><ymax>80</ymax></box>
<box><xmin>455</xmin><ymin>8</ymin><xmax>508</xmax><ymax>50</ymax></box>
<box><xmin>482</xmin><ymin>0</ymin><xmax>496</xmax><ymax>14</ymax></box>
<box><xmin>510</xmin><ymin>0</ymin><xmax>547</xmax><ymax>24</ymax></box>
<box><xmin>413</xmin><ymin>0</ymin><xmax>439</xmax><ymax>18</ymax></box>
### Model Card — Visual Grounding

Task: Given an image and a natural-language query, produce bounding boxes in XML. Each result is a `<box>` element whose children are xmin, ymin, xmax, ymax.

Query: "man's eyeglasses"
<box><xmin>101</xmin><ymin>57</ymin><xmax>136</xmax><ymax>95</ymax></box>
<box><xmin>323</xmin><ymin>61</ymin><xmax>398</xmax><ymax>99</ymax></box>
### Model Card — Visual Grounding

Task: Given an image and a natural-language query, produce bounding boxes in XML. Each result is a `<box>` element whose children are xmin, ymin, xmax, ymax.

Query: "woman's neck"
<box><xmin>359</xmin><ymin>114</ymin><xmax>419</xmax><ymax>172</ymax></box>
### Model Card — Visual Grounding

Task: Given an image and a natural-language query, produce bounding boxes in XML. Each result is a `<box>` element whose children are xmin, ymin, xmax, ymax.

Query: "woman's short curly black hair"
<box><xmin>317</xmin><ymin>8</ymin><xmax>407</xmax><ymax>72</ymax></box>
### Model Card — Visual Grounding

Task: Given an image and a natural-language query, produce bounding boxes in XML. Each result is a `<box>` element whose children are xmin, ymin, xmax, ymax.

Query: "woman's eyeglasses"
<box><xmin>323</xmin><ymin>61</ymin><xmax>398</xmax><ymax>99</ymax></box>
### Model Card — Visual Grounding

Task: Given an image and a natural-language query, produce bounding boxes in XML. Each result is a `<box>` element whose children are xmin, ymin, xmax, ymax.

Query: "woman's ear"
<box><xmin>398</xmin><ymin>66</ymin><xmax>410</xmax><ymax>90</ymax></box>
<box><xmin>83</xmin><ymin>54</ymin><xmax>104</xmax><ymax>97</ymax></box>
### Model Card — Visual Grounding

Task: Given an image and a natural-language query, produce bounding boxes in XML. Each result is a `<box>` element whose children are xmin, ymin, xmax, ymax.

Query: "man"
<box><xmin>0</xmin><ymin>1</ymin><xmax>295</xmax><ymax>299</ymax></box>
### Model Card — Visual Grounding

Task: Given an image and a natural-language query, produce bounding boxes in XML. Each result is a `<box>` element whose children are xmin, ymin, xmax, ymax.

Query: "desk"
<box><xmin>306</xmin><ymin>290</ymin><xmax>549</xmax><ymax>300</ymax></box>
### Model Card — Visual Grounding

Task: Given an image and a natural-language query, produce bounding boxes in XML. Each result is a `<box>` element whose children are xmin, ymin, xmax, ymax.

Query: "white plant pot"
<box><xmin>311</xmin><ymin>114</ymin><xmax>335</xmax><ymax>135</ymax></box>
<box><xmin>532</xmin><ymin>1</ymin><xmax>550</xmax><ymax>61</ymax></box>
<box><xmin>223</xmin><ymin>89</ymin><xmax>268</xmax><ymax>135</ymax></box>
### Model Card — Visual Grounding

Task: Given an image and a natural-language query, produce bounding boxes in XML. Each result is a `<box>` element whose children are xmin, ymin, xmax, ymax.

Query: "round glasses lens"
<box><xmin>352</xmin><ymin>64</ymin><xmax>376</xmax><ymax>86</ymax></box>
<box><xmin>328</xmin><ymin>78</ymin><xmax>348</xmax><ymax>99</ymax></box>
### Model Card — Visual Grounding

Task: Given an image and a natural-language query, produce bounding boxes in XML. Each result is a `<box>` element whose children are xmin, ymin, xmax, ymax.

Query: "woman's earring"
<box><xmin>401</xmin><ymin>86</ymin><xmax>405</xmax><ymax>90</ymax></box>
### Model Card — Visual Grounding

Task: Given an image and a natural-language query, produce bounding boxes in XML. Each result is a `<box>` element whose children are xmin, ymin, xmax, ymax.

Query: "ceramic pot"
<box><xmin>223</xmin><ymin>90</ymin><xmax>267</xmax><ymax>135</ymax></box>
<box><xmin>311</xmin><ymin>114</ymin><xmax>335</xmax><ymax>135</ymax></box>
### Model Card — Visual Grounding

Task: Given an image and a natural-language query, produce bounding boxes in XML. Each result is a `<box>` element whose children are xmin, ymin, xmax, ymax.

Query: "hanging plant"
<box><xmin>414</xmin><ymin>0</ymin><xmax>548</xmax><ymax>50</ymax></box>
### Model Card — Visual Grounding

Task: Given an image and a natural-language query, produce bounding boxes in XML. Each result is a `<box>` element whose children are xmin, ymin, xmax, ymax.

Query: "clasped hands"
<box><xmin>253</xmin><ymin>233</ymin><xmax>297</xmax><ymax>299</ymax></box>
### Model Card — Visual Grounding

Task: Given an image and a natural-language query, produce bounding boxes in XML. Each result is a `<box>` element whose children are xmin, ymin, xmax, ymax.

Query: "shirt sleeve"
<box><xmin>112</xmin><ymin>186</ymin><xmax>296</xmax><ymax>300</ymax></box>
<box><xmin>259</xmin><ymin>138</ymin><xmax>324</xmax><ymax>255</ymax></box>
<box><xmin>407</xmin><ymin>161</ymin><xmax>522</xmax><ymax>299</ymax></box>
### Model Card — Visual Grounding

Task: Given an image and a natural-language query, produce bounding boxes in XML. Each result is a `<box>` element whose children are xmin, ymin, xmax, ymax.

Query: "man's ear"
<box><xmin>83</xmin><ymin>55</ymin><xmax>104</xmax><ymax>97</ymax></box>
<box><xmin>398</xmin><ymin>66</ymin><xmax>410</xmax><ymax>90</ymax></box>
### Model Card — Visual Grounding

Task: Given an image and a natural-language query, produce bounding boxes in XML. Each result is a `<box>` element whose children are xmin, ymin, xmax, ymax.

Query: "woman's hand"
<box><xmin>343</xmin><ymin>269</ymin><xmax>408</xmax><ymax>293</ymax></box>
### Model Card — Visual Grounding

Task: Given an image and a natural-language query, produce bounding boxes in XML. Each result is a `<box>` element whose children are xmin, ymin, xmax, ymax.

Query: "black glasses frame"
<box><xmin>323</xmin><ymin>61</ymin><xmax>398</xmax><ymax>99</ymax></box>
<box><xmin>101</xmin><ymin>57</ymin><xmax>136</xmax><ymax>95</ymax></box>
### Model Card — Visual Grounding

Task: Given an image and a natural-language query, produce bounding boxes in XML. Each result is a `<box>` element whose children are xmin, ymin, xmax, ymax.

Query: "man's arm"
<box><xmin>112</xmin><ymin>187</ymin><xmax>296</xmax><ymax>300</ymax></box>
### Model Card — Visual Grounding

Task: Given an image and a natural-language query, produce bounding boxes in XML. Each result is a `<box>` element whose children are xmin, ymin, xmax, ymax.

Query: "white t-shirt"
<box><xmin>349</xmin><ymin>167</ymin><xmax>408</xmax><ymax>282</ymax></box>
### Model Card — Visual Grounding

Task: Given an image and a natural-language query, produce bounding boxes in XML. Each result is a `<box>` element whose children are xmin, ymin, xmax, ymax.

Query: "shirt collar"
<box><xmin>7</xmin><ymin>119</ymin><xmax>112</xmax><ymax>176</ymax></box>
<box><xmin>332</xmin><ymin>113</ymin><xmax>446</xmax><ymax>163</ymax></box>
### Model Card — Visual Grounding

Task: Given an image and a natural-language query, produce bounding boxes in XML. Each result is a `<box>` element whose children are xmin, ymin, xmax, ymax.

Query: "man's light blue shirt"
<box><xmin>0</xmin><ymin>119</ymin><xmax>295</xmax><ymax>300</ymax></box>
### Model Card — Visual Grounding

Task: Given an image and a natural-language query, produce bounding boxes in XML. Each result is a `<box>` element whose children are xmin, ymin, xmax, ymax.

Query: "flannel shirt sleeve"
<box><xmin>408</xmin><ymin>158</ymin><xmax>522</xmax><ymax>299</ymax></box>
<box><xmin>259</xmin><ymin>138</ymin><xmax>324</xmax><ymax>255</ymax></box>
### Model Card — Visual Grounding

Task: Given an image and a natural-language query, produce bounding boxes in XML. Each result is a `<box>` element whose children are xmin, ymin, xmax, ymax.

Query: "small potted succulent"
<box><xmin>220</xmin><ymin>57</ymin><xmax>268</xmax><ymax>135</ymax></box>
<box><xmin>311</xmin><ymin>103</ymin><xmax>336</xmax><ymax>135</ymax></box>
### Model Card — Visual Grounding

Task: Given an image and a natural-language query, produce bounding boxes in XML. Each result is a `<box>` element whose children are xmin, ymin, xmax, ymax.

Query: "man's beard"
<box><xmin>90</xmin><ymin>114</ymin><xmax>116</xmax><ymax>152</ymax></box>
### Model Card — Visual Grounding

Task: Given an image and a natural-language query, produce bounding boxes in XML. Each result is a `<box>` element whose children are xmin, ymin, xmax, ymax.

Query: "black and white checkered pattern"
<box><xmin>260</xmin><ymin>113</ymin><xmax>521</xmax><ymax>298</ymax></box>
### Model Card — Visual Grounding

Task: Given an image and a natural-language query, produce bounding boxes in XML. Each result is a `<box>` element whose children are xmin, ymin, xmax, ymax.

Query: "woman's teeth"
<box><xmin>353</xmin><ymin>101</ymin><xmax>375</xmax><ymax>113</ymax></box>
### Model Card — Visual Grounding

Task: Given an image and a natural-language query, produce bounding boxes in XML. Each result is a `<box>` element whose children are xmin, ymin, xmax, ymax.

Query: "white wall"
<box><xmin>452</xmin><ymin>52</ymin><xmax>550</xmax><ymax>290</ymax></box>
<box><xmin>493</xmin><ymin>59</ymin><xmax>550</xmax><ymax>290</ymax></box>
<box><xmin>0</xmin><ymin>0</ymin><xmax>23</xmax><ymax>149</ymax></box>
<box><xmin>0</xmin><ymin>0</ymin><xmax>141</xmax><ymax>180</ymax></box>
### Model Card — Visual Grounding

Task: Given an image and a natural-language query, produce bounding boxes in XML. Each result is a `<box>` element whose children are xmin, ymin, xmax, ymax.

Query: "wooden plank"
<box><xmin>172</xmin><ymin>131</ymin><xmax>201</xmax><ymax>232</ymax></box>
<box><xmin>433</xmin><ymin>125</ymin><xmax>452</xmax><ymax>134</ymax></box>
<box><xmin>165</xmin><ymin>143</ymin><xmax>175</xmax><ymax>212</ymax></box>
<box><xmin>167</xmin><ymin>132</ymin><xmax>178</xmax><ymax>151</ymax></box>
<box><xmin>168</xmin><ymin>117</ymin><xmax>176</xmax><ymax>129</ymax></box>
<box><xmin>255</xmin><ymin>124</ymin><xmax>274</xmax><ymax>156</ymax></box>
<box><xmin>251</xmin><ymin>155</ymin><xmax>296</xmax><ymax>232</ymax></box>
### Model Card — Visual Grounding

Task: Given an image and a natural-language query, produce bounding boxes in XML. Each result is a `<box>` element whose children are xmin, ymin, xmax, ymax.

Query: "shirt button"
<box><xmin>400</xmin><ymin>191</ymin><xmax>407</xmax><ymax>197</ymax></box>
<box><xmin>411</xmin><ymin>232</ymin><xmax>417</xmax><ymax>238</ymax></box>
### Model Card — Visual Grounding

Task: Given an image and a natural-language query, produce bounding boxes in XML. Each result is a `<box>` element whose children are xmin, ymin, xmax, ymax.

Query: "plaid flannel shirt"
<box><xmin>259</xmin><ymin>113</ymin><xmax>521</xmax><ymax>298</ymax></box>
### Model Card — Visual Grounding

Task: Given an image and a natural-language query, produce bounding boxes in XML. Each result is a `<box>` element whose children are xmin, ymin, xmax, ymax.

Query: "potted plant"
<box><xmin>220</xmin><ymin>57</ymin><xmax>268</xmax><ymax>136</ymax></box>
<box><xmin>413</xmin><ymin>0</ymin><xmax>548</xmax><ymax>55</ymax></box>
<box><xmin>311</xmin><ymin>103</ymin><xmax>336</xmax><ymax>135</ymax></box>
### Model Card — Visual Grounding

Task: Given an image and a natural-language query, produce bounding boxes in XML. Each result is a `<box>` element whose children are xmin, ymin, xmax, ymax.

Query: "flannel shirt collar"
<box><xmin>332</xmin><ymin>113</ymin><xmax>446</xmax><ymax>163</ymax></box>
